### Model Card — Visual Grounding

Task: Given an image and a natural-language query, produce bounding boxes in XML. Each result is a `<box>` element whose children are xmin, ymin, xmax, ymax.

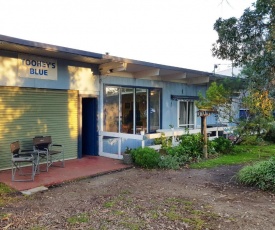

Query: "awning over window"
<box><xmin>171</xmin><ymin>95</ymin><xmax>199</xmax><ymax>101</ymax></box>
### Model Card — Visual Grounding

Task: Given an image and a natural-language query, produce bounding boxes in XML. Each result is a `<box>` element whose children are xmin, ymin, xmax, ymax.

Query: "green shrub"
<box><xmin>240</xmin><ymin>135</ymin><xmax>265</xmax><ymax>145</ymax></box>
<box><xmin>211</xmin><ymin>136</ymin><xmax>233</xmax><ymax>154</ymax></box>
<box><xmin>165</xmin><ymin>145</ymin><xmax>183</xmax><ymax>156</ymax></box>
<box><xmin>237</xmin><ymin>157</ymin><xmax>275</xmax><ymax>191</ymax></box>
<box><xmin>264</xmin><ymin>123</ymin><xmax>275</xmax><ymax>143</ymax></box>
<box><xmin>206</xmin><ymin>140</ymin><xmax>216</xmax><ymax>155</ymax></box>
<box><xmin>131</xmin><ymin>147</ymin><xmax>160</xmax><ymax>169</ymax></box>
<box><xmin>158</xmin><ymin>155</ymin><xmax>181</xmax><ymax>170</ymax></box>
<box><xmin>165</xmin><ymin>145</ymin><xmax>191</xmax><ymax>164</ymax></box>
<box><xmin>178</xmin><ymin>134</ymin><xmax>203</xmax><ymax>158</ymax></box>
<box><xmin>154</xmin><ymin>133</ymin><xmax>172</xmax><ymax>148</ymax></box>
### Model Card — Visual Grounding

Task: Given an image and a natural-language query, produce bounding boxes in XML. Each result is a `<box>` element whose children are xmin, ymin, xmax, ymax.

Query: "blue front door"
<box><xmin>81</xmin><ymin>98</ymin><xmax>98</xmax><ymax>156</ymax></box>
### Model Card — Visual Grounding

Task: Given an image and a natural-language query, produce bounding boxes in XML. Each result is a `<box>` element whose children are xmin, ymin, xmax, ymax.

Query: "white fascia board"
<box><xmin>161</xmin><ymin>73</ymin><xmax>187</xmax><ymax>81</ymax></box>
<box><xmin>187</xmin><ymin>76</ymin><xmax>209</xmax><ymax>85</ymax></box>
<box><xmin>133</xmin><ymin>68</ymin><xmax>160</xmax><ymax>79</ymax></box>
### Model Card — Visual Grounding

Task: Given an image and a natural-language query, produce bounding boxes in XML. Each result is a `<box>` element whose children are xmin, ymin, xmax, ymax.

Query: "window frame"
<box><xmin>103</xmin><ymin>84</ymin><xmax>162</xmax><ymax>134</ymax></box>
<box><xmin>177</xmin><ymin>100</ymin><xmax>197</xmax><ymax>129</ymax></box>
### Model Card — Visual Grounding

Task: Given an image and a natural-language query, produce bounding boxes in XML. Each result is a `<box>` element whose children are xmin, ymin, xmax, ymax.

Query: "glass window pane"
<box><xmin>103</xmin><ymin>85</ymin><xmax>161</xmax><ymax>134</ymax></box>
<box><xmin>136</xmin><ymin>88</ymin><xmax>147</xmax><ymax>134</ymax></box>
<box><xmin>188</xmin><ymin>102</ymin><xmax>194</xmax><ymax>126</ymax></box>
<box><xmin>179</xmin><ymin>101</ymin><xmax>195</xmax><ymax>128</ymax></box>
<box><xmin>121</xmin><ymin>87</ymin><xmax>134</xmax><ymax>133</ymax></box>
<box><xmin>179</xmin><ymin>101</ymin><xmax>187</xmax><ymax>125</ymax></box>
<box><xmin>149</xmin><ymin>89</ymin><xmax>160</xmax><ymax>132</ymax></box>
<box><xmin>103</xmin><ymin>86</ymin><xmax>119</xmax><ymax>132</ymax></box>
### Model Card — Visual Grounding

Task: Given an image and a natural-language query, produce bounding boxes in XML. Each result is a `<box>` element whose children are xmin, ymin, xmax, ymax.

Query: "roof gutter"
<box><xmin>0</xmin><ymin>34</ymin><xmax>103</xmax><ymax>60</ymax></box>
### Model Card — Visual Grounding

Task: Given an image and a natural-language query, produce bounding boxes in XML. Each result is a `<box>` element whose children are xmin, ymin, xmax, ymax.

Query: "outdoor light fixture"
<box><xmin>197</xmin><ymin>109</ymin><xmax>213</xmax><ymax>117</ymax></box>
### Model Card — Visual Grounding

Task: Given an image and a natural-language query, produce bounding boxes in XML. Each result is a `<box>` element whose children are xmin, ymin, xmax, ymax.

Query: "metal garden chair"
<box><xmin>10</xmin><ymin>141</ymin><xmax>37</xmax><ymax>182</ymax></box>
<box><xmin>33</xmin><ymin>136</ymin><xmax>64</xmax><ymax>172</ymax></box>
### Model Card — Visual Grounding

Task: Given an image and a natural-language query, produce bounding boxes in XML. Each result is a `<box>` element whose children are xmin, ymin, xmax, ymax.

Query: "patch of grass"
<box><xmin>164</xmin><ymin>207</ymin><xmax>208</xmax><ymax>229</ymax></box>
<box><xmin>103</xmin><ymin>200</ymin><xmax>117</xmax><ymax>208</ymax></box>
<box><xmin>66</xmin><ymin>213</ymin><xmax>89</xmax><ymax>225</ymax></box>
<box><xmin>0</xmin><ymin>183</ymin><xmax>14</xmax><ymax>194</ymax></box>
<box><xmin>187</xmin><ymin>209</ymin><xmax>220</xmax><ymax>230</ymax></box>
<box><xmin>120</xmin><ymin>221</ymin><xmax>145</xmax><ymax>230</ymax></box>
<box><xmin>160</xmin><ymin>197</ymin><xmax>221</xmax><ymax>229</ymax></box>
<box><xmin>103</xmin><ymin>194</ymin><xmax>127</xmax><ymax>208</ymax></box>
<box><xmin>98</xmin><ymin>222</ymin><xmax>109</xmax><ymax>230</ymax></box>
<box><xmin>29</xmin><ymin>227</ymin><xmax>46</xmax><ymax>230</ymax></box>
<box><xmin>165</xmin><ymin>210</ymin><xmax>182</xmax><ymax>221</ymax></box>
<box><xmin>0</xmin><ymin>183</ymin><xmax>18</xmax><ymax>206</ymax></box>
<box><xmin>120</xmin><ymin>189</ymin><xmax>131</xmax><ymax>195</ymax></box>
<box><xmin>124</xmin><ymin>198</ymin><xmax>134</xmax><ymax>204</ymax></box>
<box><xmin>183</xmin><ymin>217</ymin><xmax>205</xmax><ymax>230</ymax></box>
<box><xmin>191</xmin><ymin>209</ymin><xmax>204</xmax><ymax>215</ymax></box>
<box><xmin>112</xmin><ymin>210</ymin><xmax>124</xmax><ymax>216</ymax></box>
<box><xmin>0</xmin><ymin>213</ymin><xmax>11</xmax><ymax>220</ymax></box>
<box><xmin>191</xmin><ymin>145</ymin><xmax>275</xmax><ymax>169</ymax></box>
<box><xmin>165</xmin><ymin>197</ymin><xmax>193</xmax><ymax>206</ymax></box>
<box><xmin>149</xmin><ymin>210</ymin><xmax>160</xmax><ymax>219</ymax></box>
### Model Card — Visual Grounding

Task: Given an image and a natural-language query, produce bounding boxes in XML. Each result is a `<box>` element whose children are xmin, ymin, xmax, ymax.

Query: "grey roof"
<box><xmin>0</xmin><ymin>34</ymin><xmax>227</xmax><ymax>84</ymax></box>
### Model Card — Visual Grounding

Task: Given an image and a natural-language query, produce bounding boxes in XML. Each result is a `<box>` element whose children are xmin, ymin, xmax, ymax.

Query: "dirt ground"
<box><xmin>1</xmin><ymin>165</ymin><xmax>275</xmax><ymax>230</ymax></box>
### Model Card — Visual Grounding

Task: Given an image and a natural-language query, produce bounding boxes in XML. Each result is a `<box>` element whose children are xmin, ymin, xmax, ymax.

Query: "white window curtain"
<box><xmin>179</xmin><ymin>101</ymin><xmax>195</xmax><ymax>128</ymax></box>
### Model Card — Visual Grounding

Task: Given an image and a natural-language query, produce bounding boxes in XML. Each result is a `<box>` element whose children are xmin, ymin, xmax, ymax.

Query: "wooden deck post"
<box><xmin>197</xmin><ymin>109</ymin><xmax>217</xmax><ymax>159</ymax></box>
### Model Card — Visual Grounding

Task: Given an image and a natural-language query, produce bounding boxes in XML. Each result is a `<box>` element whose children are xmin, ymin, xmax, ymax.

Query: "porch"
<box><xmin>0</xmin><ymin>156</ymin><xmax>132</xmax><ymax>192</ymax></box>
<box><xmin>99</xmin><ymin>125</ymin><xmax>232</xmax><ymax>156</ymax></box>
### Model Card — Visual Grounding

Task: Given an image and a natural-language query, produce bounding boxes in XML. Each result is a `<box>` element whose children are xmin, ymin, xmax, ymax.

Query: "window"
<box><xmin>103</xmin><ymin>85</ymin><xmax>161</xmax><ymax>134</ymax></box>
<box><xmin>121</xmin><ymin>87</ymin><xmax>134</xmax><ymax>133</ymax></box>
<box><xmin>135</xmin><ymin>88</ymin><xmax>148</xmax><ymax>133</ymax></box>
<box><xmin>149</xmin><ymin>89</ymin><xmax>161</xmax><ymax>132</ymax></box>
<box><xmin>239</xmin><ymin>109</ymin><xmax>249</xmax><ymax>120</ymax></box>
<box><xmin>103</xmin><ymin>86</ymin><xmax>119</xmax><ymax>132</ymax></box>
<box><xmin>178</xmin><ymin>101</ymin><xmax>195</xmax><ymax>129</ymax></box>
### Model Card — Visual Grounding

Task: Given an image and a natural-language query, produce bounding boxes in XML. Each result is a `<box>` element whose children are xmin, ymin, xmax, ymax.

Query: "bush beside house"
<box><xmin>237</xmin><ymin>157</ymin><xmax>275</xmax><ymax>192</ymax></box>
<box><xmin>130</xmin><ymin>134</ymin><xmax>233</xmax><ymax>169</ymax></box>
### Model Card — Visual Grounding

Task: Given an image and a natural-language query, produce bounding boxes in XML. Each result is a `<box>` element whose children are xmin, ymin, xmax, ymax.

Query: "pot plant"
<box><xmin>169</xmin><ymin>124</ymin><xmax>174</xmax><ymax>131</ymax></box>
<box><xmin>123</xmin><ymin>147</ymin><xmax>133</xmax><ymax>165</ymax></box>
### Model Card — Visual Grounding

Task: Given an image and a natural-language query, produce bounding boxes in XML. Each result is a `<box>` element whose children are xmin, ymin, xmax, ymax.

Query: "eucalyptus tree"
<box><xmin>212</xmin><ymin>0</ymin><xmax>274</xmax><ymax>92</ymax></box>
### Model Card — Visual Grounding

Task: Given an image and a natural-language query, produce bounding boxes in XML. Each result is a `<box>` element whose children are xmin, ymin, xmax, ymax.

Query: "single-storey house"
<box><xmin>0</xmin><ymin>34</ymin><xmax>227</xmax><ymax>170</ymax></box>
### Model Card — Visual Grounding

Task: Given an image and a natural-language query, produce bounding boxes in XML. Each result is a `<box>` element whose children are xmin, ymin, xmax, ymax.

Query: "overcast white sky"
<box><xmin>1</xmin><ymin>0</ymin><xmax>255</xmax><ymax>72</ymax></box>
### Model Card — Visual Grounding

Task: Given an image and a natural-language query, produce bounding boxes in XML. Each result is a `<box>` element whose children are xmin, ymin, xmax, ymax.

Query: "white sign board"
<box><xmin>18</xmin><ymin>54</ymin><xmax>57</xmax><ymax>80</ymax></box>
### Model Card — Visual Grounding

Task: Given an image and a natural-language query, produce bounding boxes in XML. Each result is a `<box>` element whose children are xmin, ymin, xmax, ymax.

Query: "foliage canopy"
<box><xmin>212</xmin><ymin>0</ymin><xmax>275</xmax><ymax>91</ymax></box>
<box><xmin>202</xmin><ymin>0</ymin><xmax>275</xmax><ymax>141</ymax></box>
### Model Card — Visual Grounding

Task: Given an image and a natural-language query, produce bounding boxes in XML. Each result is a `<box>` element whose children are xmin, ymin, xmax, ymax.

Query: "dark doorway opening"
<box><xmin>81</xmin><ymin>98</ymin><xmax>98</xmax><ymax>157</ymax></box>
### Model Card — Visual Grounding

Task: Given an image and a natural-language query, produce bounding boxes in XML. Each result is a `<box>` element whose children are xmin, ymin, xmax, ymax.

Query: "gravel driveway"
<box><xmin>1</xmin><ymin>165</ymin><xmax>275</xmax><ymax>229</ymax></box>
